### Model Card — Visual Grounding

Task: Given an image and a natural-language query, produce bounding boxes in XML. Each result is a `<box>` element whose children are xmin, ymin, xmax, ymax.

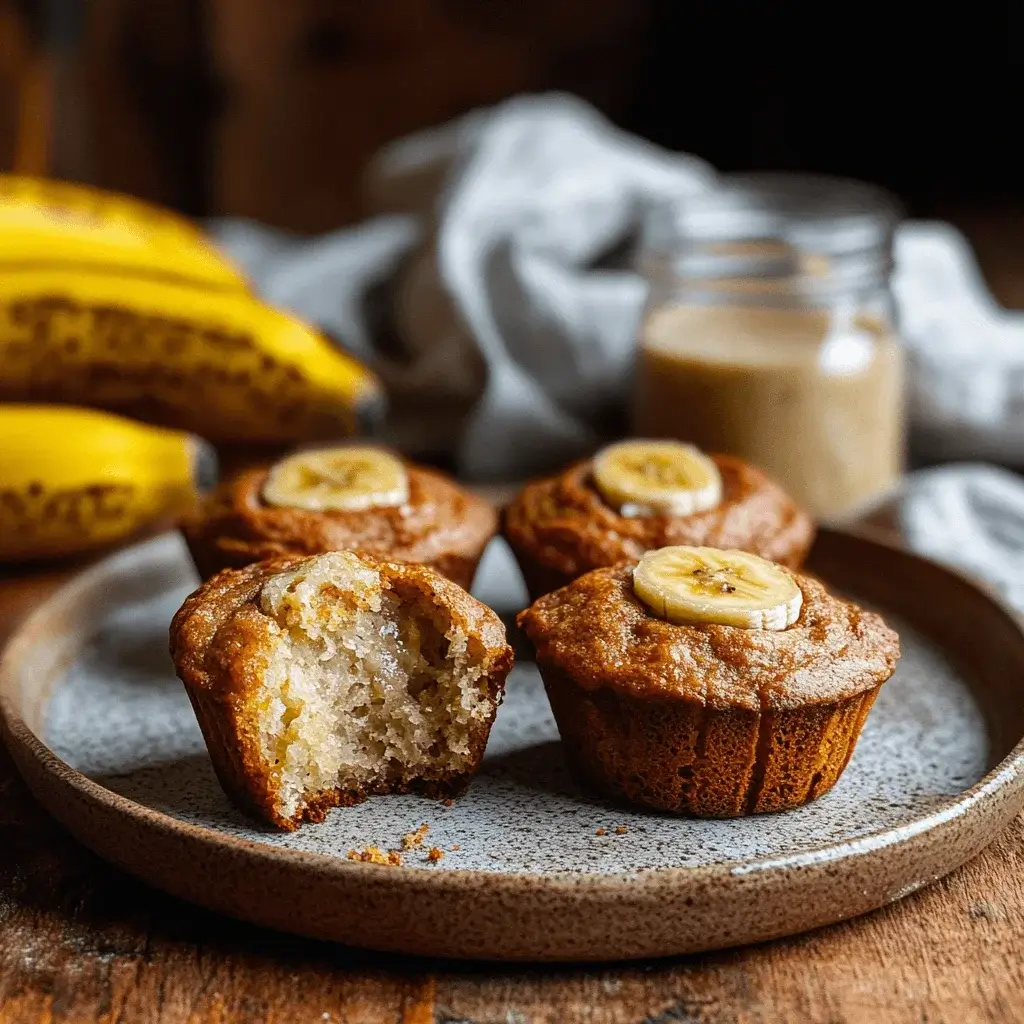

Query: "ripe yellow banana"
<box><xmin>262</xmin><ymin>446</ymin><xmax>409</xmax><ymax>511</ymax></box>
<box><xmin>0</xmin><ymin>269</ymin><xmax>384</xmax><ymax>444</ymax></box>
<box><xmin>0</xmin><ymin>405</ymin><xmax>217</xmax><ymax>561</ymax></box>
<box><xmin>593</xmin><ymin>440</ymin><xmax>722</xmax><ymax>517</ymax></box>
<box><xmin>632</xmin><ymin>546</ymin><xmax>802</xmax><ymax>630</ymax></box>
<box><xmin>0</xmin><ymin>175</ymin><xmax>247</xmax><ymax>290</ymax></box>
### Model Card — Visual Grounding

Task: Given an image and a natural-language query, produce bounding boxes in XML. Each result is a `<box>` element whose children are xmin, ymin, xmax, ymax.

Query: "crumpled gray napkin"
<box><xmin>212</xmin><ymin>93</ymin><xmax>713</xmax><ymax>477</ymax></box>
<box><xmin>852</xmin><ymin>463</ymin><xmax>1024</xmax><ymax>611</ymax></box>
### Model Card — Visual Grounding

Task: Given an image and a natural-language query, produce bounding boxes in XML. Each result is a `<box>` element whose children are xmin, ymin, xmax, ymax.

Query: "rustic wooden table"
<box><xmin>2</xmin><ymin>213</ymin><xmax>1024</xmax><ymax>1024</ymax></box>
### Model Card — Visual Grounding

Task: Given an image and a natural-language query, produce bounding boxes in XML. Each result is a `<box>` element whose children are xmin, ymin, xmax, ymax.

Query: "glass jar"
<box><xmin>633</xmin><ymin>173</ymin><xmax>905</xmax><ymax>520</ymax></box>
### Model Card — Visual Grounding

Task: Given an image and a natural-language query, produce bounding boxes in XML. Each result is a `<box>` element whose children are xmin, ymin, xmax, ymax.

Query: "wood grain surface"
<box><xmin>2</xmin><ymin>218</ymin><xmax>1024</xmax><ymax>1021</ymax></box>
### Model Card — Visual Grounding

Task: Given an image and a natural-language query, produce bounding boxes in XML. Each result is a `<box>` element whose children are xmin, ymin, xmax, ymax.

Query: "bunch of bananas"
<box><xmin>0</xmin><ymin>176</ymin><xmax>383</xmax><ymax>560</ymax></box>
<box><xmin>0</xmin><ymin>405</ymin><xmax>215</xmax><ymax>561</ymax></box>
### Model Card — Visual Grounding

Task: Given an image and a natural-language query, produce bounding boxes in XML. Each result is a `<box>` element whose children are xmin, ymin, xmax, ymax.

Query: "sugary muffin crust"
<box><xmin>182</xmin><ymin>463</ymin><xmax>497</xmax><ymax>586</ymax></box>
<box><xmin>518</xmin><ymin>564</ymin><xmax>899</xmax><ymax>817</ymax></box>
<box><xmin>503</xmin><ymin>455</ymin><xmax>815</xmax><ymax>584</ymax></box>
<box><xmin>518</xmin><ymin>565</ymin><xmax>898</xmax><ymax>711</ymax></box>
<box><xmin>171</xmin><ymin>551</ymin><xmax>513</xmax><ymax>830</ymax></box>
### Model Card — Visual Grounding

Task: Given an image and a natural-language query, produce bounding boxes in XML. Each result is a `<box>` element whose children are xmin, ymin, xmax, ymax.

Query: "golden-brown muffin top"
<box><xmin>172</xmin><ymin>551</ymin><xmax>512</xmax><ymax>704</ymax></box>
<box><xmin>517</xmin><ymin>565</ymin><xmax>899</xmax><ymax>711</ymax></box>
<box><xmin>502</xmin><ymin>455</ymin><xmax>815</xmax><ymax>577</ymax></box>
<box><xmin>182</xmin><ymin>462</ymin><xmax>497</xmax><ymax>570</ymax></box>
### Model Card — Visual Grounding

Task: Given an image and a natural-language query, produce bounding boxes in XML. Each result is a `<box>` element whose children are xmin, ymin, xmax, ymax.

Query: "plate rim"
<box><xmin>3</xmin><ymin>529</ymin><xmax>1024</xmax><ymax>958</ymax></box>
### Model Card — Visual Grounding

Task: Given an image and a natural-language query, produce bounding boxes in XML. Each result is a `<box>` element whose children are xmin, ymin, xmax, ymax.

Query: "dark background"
<box><xmin>2</xmin><ymin>0</ymin><xmax>1021</xmax><ymax>226</ymax></box>
<box><xmin>628</xmin><ymin>3</ymin><xmax>1023</xmax><ymax>215</ymax></box>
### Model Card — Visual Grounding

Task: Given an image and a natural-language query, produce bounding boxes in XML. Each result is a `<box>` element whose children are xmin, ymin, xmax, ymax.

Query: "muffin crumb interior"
<box><xmin>255</xmin><ymin>552</ymin><xmax>494</xmax><ymax>822</ymax></box>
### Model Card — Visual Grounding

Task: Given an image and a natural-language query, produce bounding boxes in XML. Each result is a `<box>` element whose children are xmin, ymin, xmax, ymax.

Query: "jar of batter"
<box><xmin>633</xmin><ymin>174</ymin><xmax>905</xmax><ymax>520</ymax></box>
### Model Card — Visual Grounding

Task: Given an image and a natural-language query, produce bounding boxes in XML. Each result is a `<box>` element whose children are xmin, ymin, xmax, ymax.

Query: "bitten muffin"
<box><xmin>503</xmin><ymin>439</ymin><xmax>815</xmax><ymax>599</ymax></box>
<box><xmin>171</xmin><ymin>550</ymin><xmax>514</xmax><ymax>830</ymax></box>
<box><xmin>182</xmin><ymin>444</ymin><xmax>497</xmax><ymax>589</ymax></box>
<box><xmin>517</xmin><ymin>545</ymin><xmax>899</xmax><ymax>817</ymax></box>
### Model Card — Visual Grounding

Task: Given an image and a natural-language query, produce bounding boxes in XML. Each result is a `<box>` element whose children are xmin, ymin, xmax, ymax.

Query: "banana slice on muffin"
<box><xmin>592</xmin><ymin>440</ymin><xmax>723</xmax><ymax>517</ymax></box>
<box><xmin>171</xmin><ymin>550</ymin><xmax>514</xmax><ymax>830</ymax></box>
<box><xmin>262</xmin><ymin>446</ymin><xmax>409</xmax><ymax>512</ymax></box>
<box><xmin>633</xmin><ymin>546</ymin><xmax>802</xmax><ymax>630</ymax></box>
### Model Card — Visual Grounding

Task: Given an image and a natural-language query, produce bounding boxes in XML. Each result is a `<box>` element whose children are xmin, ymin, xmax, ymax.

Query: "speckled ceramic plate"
<box><xmin>3</xmin><ymin>530</ymin><xmax>1024</xmax><ymax>962</ymax></box>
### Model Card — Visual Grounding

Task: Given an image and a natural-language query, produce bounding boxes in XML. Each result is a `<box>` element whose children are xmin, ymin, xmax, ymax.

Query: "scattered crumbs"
<box><xmin>450</xmin><ymin>843</ymin><xmax>461</xmax><ymax>851</ymax></box>
<box><xmin>347</xmin><ymin>846</ymin><xmax>402</xmax><ymax>867</ymax></box>
<box><xmin>442</xmin><ymin>798</ymin><xmax>454</xmax><ymax>807</ymax></box>
<box><xmin>595</xmin><ymin>828</ymin><xmax>607</xmax><ymax>836</ymax></box>
<box><xmin>615</xmin><ymin>826</ymin><xmax>629</xmax><ymax>835</ymax></box>
<box><xmin>427</xmin><ymin>847</ymin><xmax>445</xmax><ymax>863</ymax></box>
<box><xmin>401</xmin><ymin>823</ymin><xmax>430</xmax><ymax>850</ymax></box>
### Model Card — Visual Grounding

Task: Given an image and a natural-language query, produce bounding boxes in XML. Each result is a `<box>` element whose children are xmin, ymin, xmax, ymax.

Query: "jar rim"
<box><xmin>644</xmin><ymin>172</ymin><xmax>902</xmax><ymax>257</ymax></box>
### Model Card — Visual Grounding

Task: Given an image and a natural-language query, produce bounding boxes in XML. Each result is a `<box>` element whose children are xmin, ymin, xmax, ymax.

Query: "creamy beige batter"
<box><xmin>634</xmin><ymin>304</ymin><xmax>904</xmax><ymax>519</ymax></box>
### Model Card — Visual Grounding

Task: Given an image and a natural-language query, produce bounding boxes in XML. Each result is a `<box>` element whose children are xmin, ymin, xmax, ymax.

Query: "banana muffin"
<box><xmin>182</xmin><ymin>445</ymin><xmax>497</xmax><ymax>589</ymax></box>
<box><xmin>517</xmin><ymin>545</ymin><xmax>899</xmax><ymax>817</ymax></box>
<box><xmin>171</xmin><ymin>549</ymin><xmax>514</xmax><ymax>830</ymax></box>
<box><xmin>503</xmin><ymin>439</ymin><xmax>815</xmax><ymax>599</ymax></box>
